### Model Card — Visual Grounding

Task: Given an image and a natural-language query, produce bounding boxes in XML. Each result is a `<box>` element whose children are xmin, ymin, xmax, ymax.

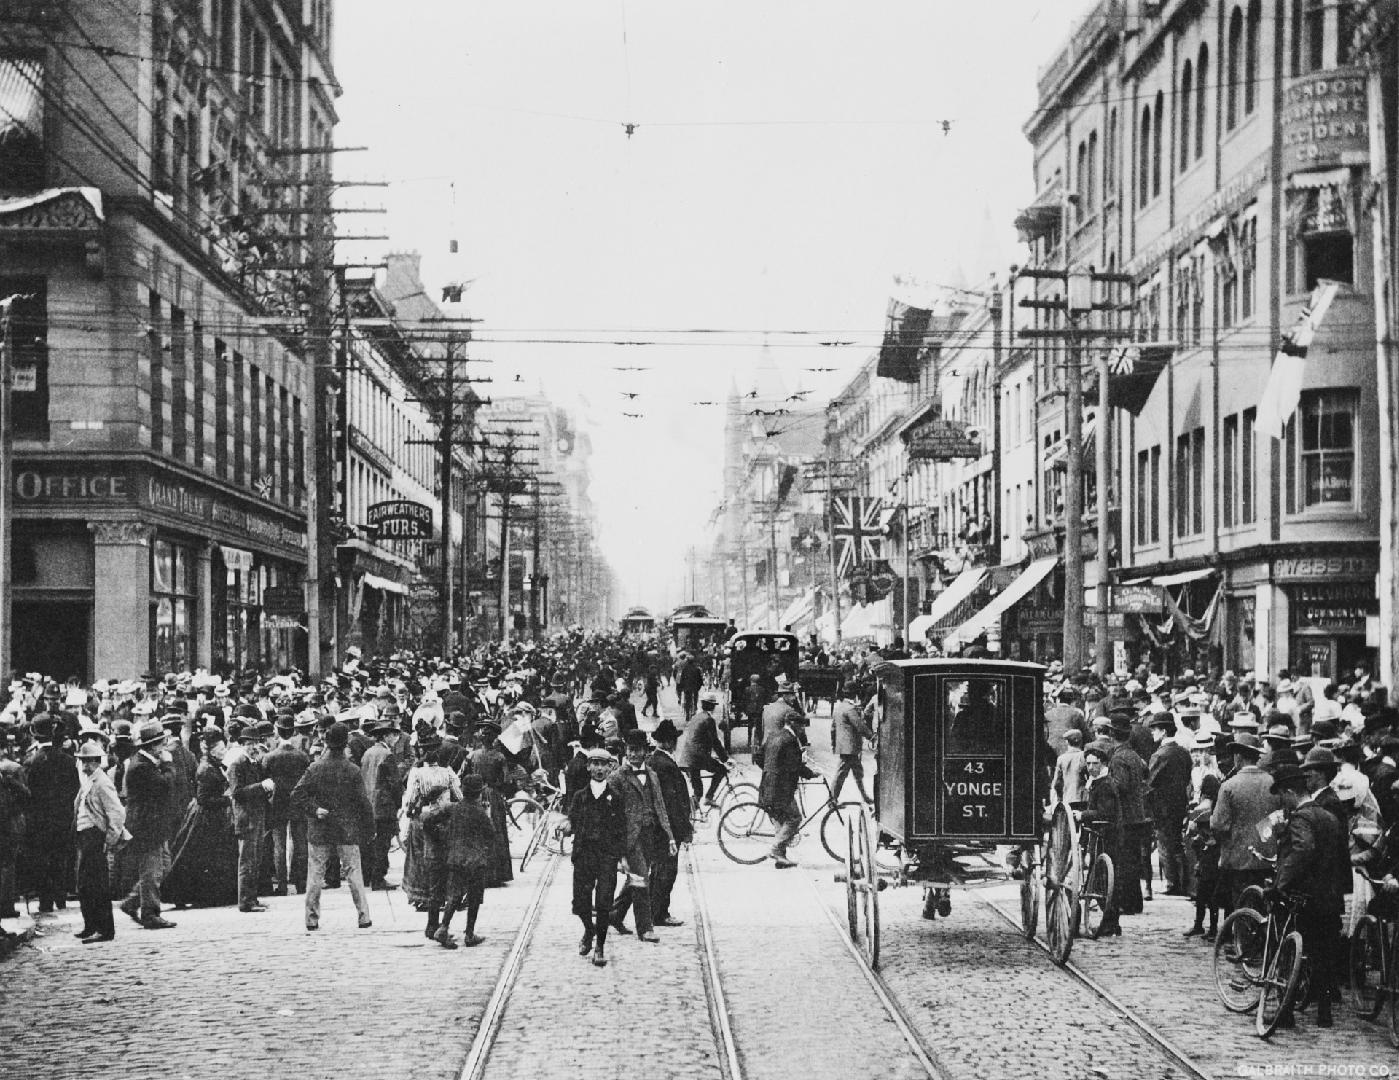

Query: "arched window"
<box><xmin>1179</xmin><ymin>60</ymin><xmax>1193</xmax><ymax>170</ymax></box>
<box><xmin>1195</xmin><ymin>44</ymin><xmax>1208</xmax><ymax>160</ymax></box>
<box><xmin>1087</xmin><ymin>130</ymin><xmax>1098</xmax><ymax>212</ymax></box>
<box><xmin>1152</xmin><ymin>90</ymin><xmax>1163</xmax><ymax>197</ymax></box>
<box><xmin>1226</xmin><ymin>6</ymin><xmax>1242</xmax><ymax>130</ymax></box>
<box><xmin>1139</xmin><ymin>103</ymin><xmax>1152</xmax><ymax>206</ymax></box>
<box><xmin>1245</xmin><ymin>0</ymin><xmax>1260</xmax><ymax>115</ymax></box>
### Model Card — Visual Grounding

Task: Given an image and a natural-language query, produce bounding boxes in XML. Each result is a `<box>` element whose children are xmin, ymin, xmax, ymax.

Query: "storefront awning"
<box><xmin>908</xmin><ymin>565</ymin><xmax>987</xmax><ymax>640</ymax></box>
<box><xmin>362</xmin><ymin>572</ymin><xmax>408</xmax><ymax>595</ymax></box>
<box><xmin>840</xmin><ymin>603</ymin><xmax>877</xmax><ymax>640</ymax></box>
<box><xmin>779</xmin><ymin>589</ymin><xmax>814</xmax><ymax>629</ymax></box>
<box><xmin>946</xmin><ymin>557</ymin><xmax>1059</xmax><ymax>648</ymax></box>
<box><xmin>1150</xmin><ymin>567</ymin><xmax>1215</xmax><ymax>588</ymax></box>
<box><xmin>1046</xmin><ymin>412</ymin><xmax>1097</xmax><ymax>472</ymax></box>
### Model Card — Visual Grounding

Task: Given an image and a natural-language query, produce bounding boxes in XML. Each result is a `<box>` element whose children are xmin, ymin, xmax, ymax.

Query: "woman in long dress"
<box><xmin>163</xmin><ymin>731</ymin><xmax>238</xmax><ymax>908</ymax></box>
<box><xmin>401</xmin><ymin>740</ymin><xmax>460</xmax><ymax>910</ymax></box>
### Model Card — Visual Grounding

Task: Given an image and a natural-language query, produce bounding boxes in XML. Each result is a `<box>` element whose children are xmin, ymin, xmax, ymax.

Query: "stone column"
<box><xmin>88</xmin><ymin>521</ymin><xmax>152</xmax><ymax>680</ymax></box>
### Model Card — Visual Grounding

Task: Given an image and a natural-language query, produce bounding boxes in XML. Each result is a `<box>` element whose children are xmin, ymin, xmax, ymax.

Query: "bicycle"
<box><xmin>1071</xmin><ymin>813</ymin><xmax>1115</xmax><ymax>940</ymax></box>
<box><xmin>518</xmin><ymin>781</ymin><xmax>572</xmax><ymax>872</ymax></box>
<box><xmin>716</xmin><ymin>774</ymin><xmax>870</xmax><ymax>865</ymax></box>
<box><xmin>692</xmin><ymin>760</ymin><xmax>758</xmax><ymax>825</ymax></box>
<box><xmin>1348</xmin><ymin>869</ymin><xmax>1399</xmax><ymax>1048</ymax></box>
<box><xmin>1212</xmin><ymin>889</ymin><xmax>1308</xmax><ymax>1037</ymax></box>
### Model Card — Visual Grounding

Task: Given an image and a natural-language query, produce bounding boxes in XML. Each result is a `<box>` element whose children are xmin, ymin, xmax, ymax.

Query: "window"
<box><xmin>1105</xmin><ymin>108</ymin><xmax>1117</xmax><ymax>193</ymax></box>
<box><xmin>149</xmin><ymin>291</ymin><xmax>164</xmax><ymax>452</ymax></box>
<box><xmin>1286</xmin><ymin>389</ymin><xmax>1359</xmax><ymax>512</ymax></box>
<box><xmin>1195</xmin><ymin>44</ymin><xmax>1209</xmax><ymax>161</ymax></box>
<box><xmin>1135</xmin><ymin>445</ymin><xmax>1161</xmax><ymax>545</ymax></box>
<box><xmin>1179</xmin><ymin>60</ymin><xmax>1193</xmax><ymax>171</ymax></box>
<box><xmin>1291</xmin><ymin>0</ymin><xmax>1304</xmax><ymax>75</ymax></box>
<box><xmin>1245</xmin><ymin>0</ymin><xmax>1261</xmax><ymax>115</ymax></box>
<box><xmin>0</xmin><ymin>56</ymin><xmax>45</xmax><ymax>191</ymax></box>
<box><xmin>1223</xmin><ymin>413</ymin><xmax>1238</xmax><ymax>527</ymax></box>
<box><xmin>1152</xmin><ymin>91</ymin><xmax>1164</xmax><ymax>198</ymax></box>
<box><xmin>1087</xmin><ymin>130</ymin><xmax>1098</xmax><ymax>213</ymax></box>
<box><xmin>1217</xmin><ymin>228</ymin><xmax>1238</xmax><ymax>329</ymax></box>
<box><xmin>1138</xmin><ymin>103</ymin><xmax>1152</xmax><ymax>207</ymax></box>
<box><xmin>170</xmin><ymin>306</ymin><xmax>187</xmax><ymax>460</ymax></box>
<box><xmin>2</xmin><ymin>276</ymin><xmax>47</xmax><ymax>439</ymax></box>
<box><xmin>1190</xmin><ymin>253</ymin><xmax>1205</xmax><ymax>344</ymax></box>
<box><xmin>1076</xmin><ymin>141</ymin><xmax>1088</xmax><ymax>222</ymax></box>
<box><xmin>1241</xmin><ymin>407</ymin><xmax>1256</xmax><ymax>523</ymax></box>
<box><xmin>232</xmin><ymin>349</ymin><xmax>245</xmax><ymax>485</ymax></box>
<box><xmin>192</xmin><ymin>323</ymin><xmax>205</xmax><ymax>469</ymax></box>
<box><xmin>1175</xmin><ymin>260</ymin><xmax>1191</xmax><ymax>340</ymax></box>
<box><xmin>151</xmin><ymin>539</ymin><xmax>195</xmax><ymax>673</ymax></box>
<box><xmin>1240</xmin><ymin>215</ymin><xmax>1257</xmax><ymax>319</ymax></box>
<box><xmin>1175</xmin><ymin>426</ymin><xmax>1206</xmax><ymax>537</ymax></box>
<box><xmin>1228</xmin><ymin>7</ymin><xmax>1244</xmax><ymax>131</ymax></box>
<box><xmin>1305</xmin><ymin>1</ymin><xmax>1325</xmax><ymax>73</ymax></box>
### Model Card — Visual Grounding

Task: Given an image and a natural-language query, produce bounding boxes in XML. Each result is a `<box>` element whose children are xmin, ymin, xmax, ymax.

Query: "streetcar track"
<box><xmin>687</xmin><ymin>844</ymin><xmax>745</xmax><ymax>1080</ymax></box>
<box><xmin>456</xmin><ymin>849</ymin><xmax>561</xmax><ymax>1080</ymax></box>
<box><xmin>803</xmin><ymin>875</ymin><xmax>953</xmax><ymax>1080</ymax></box>
<box><xmin>978</xmin><ymin>893</ymin><xmax>1214</xmax><ymax>1080</ymax></box>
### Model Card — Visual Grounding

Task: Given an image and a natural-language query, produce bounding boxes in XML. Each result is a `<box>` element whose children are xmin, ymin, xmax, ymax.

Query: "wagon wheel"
<box><xmin>1045</xmin><ymin>879</ymin><xmax>1075</xmax><ymax>966</ymax></box>
<box><xmin>1019</xmin><ymin>843</ymin><xmax>1040</xmax><ymax>940</ymax></box>
<box><xmin>855</xmin><ymin>806</ymin><xmax>880</xmax><ymax>969</ymax></box>
<box><xmin>1044</xmin><ymin>803</ymin><xmax>1076</xmax><ymax>899</ymax></box>
<box><xmin>845</xmin><ymin>814</ymin><xmax>859</xmax><ymax>939</ymax></box>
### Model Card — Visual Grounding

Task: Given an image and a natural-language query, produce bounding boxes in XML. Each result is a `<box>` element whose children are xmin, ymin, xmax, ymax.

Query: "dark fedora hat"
<box><xmin>650</xmin><ymin>718</ymin><xmax>680</xmax><ymax>743</ymax></box>
<box><xmin>1228</xmin><ymin>732</ymin><xmax>1265</xmax><ymax>755</ymax></box>
<box><xmin>1270</xmin><ymin>764</ymin><xmax>1309</xmax><ymax>793</ymax></box>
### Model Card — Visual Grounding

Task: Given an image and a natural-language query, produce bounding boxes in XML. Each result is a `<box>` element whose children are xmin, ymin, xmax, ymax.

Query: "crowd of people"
<box><xmin>0</xmin><ymin>630</ymin><xmax>698</xmax><ymax>952</ymax></box>
<box><xmin>1041</xmin><ymin>661</ymin><xmax>1399</xmax><ymax>1030</ymax></box>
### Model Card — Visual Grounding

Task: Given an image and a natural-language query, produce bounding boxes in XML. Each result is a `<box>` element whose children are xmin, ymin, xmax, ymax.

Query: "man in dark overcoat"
<box><xmin>1146</xmin><ymin>712</ymin><xmax>1192</xmax><ymax>895</ymax></box>
<box><xmin>646</xmin><ymin>719</ymin><xmax>692</xmax><ymax>926</ymax></box>
<box><xmin>119</xmin><ymin>721</ymin><xmax>177</xmax><ymax>929</ymax></box>
<box><xmin>608</xmin><ymin>729</ymin><xmax>676</xmax><ymax>940</ymax></box>
<box><xmin>20</xmin><ymin>714</ymin><xmax>79</xmax><ymax>912</ymax></box>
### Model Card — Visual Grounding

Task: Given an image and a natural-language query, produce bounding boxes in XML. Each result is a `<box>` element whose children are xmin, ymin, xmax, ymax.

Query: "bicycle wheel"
<box><xmin>1349</xmin><ymin>915</ymin><xmax>1385</xmax><ymax>1019</ymax></box>
<box><xmin>1213</xmin><ymin>908</ymin><xmax>1266</xmax><ymax>1012</ymax></box>
<box><xmin>820</xmin><ymin>802</ymin><xmax>864</xmax><ymax>863</ymax></box>
<box><xmin>506</xmin><ymin>796</ymin><xmax>544</xmax><ymax>856</ymax></box>
<box><xmin>1257</xmin><ymin>930</ymin><xmax>1304</xmax><ymax>1037</ymax></box>
<box><xmin>716</xmin><ymin>802</ymin><xmax>777</xmax><ymax>864</ymax></box>
<box><xmin>714</xmin><ymin>781</ymin><xmax>758</xmax><ymax>816</ymax></box>
<box><xmin>1083</xmin><ymin>853</ymin><xmax>1115</xmax><ymax>940</ymax></box>
<box><xmin>718</xmin><ymin>798</ymin><xmax>764</xmax><ymax>838</ymax></box>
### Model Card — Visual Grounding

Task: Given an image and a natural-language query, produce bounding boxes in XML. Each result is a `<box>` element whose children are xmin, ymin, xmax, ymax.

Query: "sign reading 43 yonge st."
<box><xmin>366</xmin><ymin>500</ymin><xmax>434</xmax><ymax>540</ymax></box>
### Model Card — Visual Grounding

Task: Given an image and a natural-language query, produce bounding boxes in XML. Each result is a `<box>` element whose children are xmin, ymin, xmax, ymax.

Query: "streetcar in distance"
<box><xmin>619</xmin><ymin>606</ymin><xmax>656</xmax><ymax>635</ymax></box>
<box><xmin>844</xmin><ymin>658</ymin><xmax>1064</xmax><ymax>969</ymax></box>
<box><xmin>723</xmin><ymin>630</ymin><xmax>800</xmax><ymax>751</ymax></box>
<box><xmin>669</xmin><ymin>607</ymin><xmax>730</xmax><ymax>655</ymax></box>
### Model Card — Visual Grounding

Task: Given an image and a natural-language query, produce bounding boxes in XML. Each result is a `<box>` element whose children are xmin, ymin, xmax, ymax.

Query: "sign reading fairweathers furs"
<box><xmin>905</xmin><ymin>420</ymin><xmax>983</xmax><ymax>461</ymax></box>
<box><xmin>366</xmin><ymin>500</ymin><xmax>434</xmax><ymax>540</ymax></box>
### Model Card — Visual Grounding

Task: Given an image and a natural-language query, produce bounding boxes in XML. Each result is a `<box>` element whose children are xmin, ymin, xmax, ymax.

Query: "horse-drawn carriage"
<box><xmin>844</xmin><ymin>658</ymin><xmax>1079</xmax><ymax>969</ymax></box>
<box><xmin>721</xmin><ymin>629</ymin><xmax>799</xmax><ymax>751</ymax></box>
<box><xmin>796</xmin><ymin>664</ymin><xmax>845</xmax><ymax>715</ymax></box>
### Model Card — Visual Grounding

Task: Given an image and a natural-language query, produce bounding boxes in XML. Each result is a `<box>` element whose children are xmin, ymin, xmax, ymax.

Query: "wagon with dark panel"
<box><xmin>842</xmin><ymin>658</ymin><xmax>1076</xmax><ymax>968</ymax></box>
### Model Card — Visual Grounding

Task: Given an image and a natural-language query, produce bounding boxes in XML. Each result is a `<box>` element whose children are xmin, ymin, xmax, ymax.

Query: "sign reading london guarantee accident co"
<box><xmin>1282</xmin><ymin>68</ymin><xmax>1369</xmax><ymax>173</ymax></box>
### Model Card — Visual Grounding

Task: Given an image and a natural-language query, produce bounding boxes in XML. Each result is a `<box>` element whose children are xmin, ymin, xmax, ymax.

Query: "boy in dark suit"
<box><xmin>562</xmin><ymin>748</ymin><xmax>626</xmax><ymax>967</ymax></box>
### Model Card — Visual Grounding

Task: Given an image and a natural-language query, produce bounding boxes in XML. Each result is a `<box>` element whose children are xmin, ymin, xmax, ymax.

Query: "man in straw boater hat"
<box><xmin>72</xmin><ymin>739</ymin><xmax>126</xmax><ymax>943</ymax></box>
<box><xmin>118</xmin><ymin>720</ymin><xmax>178</xmax><ymax>930</ymax></box>
<box><xmin>1266</xmin><ymin>749</ymin><xmax>1348</xmax><ymax>1029</ymax></box>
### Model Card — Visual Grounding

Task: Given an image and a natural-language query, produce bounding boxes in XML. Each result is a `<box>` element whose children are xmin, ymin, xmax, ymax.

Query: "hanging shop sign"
<box><xmin>366</xmin><ymin>500</ymin><xmax>434</xmax><ymax>540</ymax></box>
<box><xmin>1282</xmin><ymin>69</ymin><xmax>1369</xmax><ymax>173</ymax></box>
<box><xmin>1113</xmin><ymin>584</ymin><xmax>1165</xmax><ymax>614</ymax></box>
<box><xmin>262</xmin><ymin>584</ymin><xmax>305</xmax><ymax>619</ymax></box>
<box><xmin>904</xmin><ymin>420</ymin><xmax>984</xmax><ymax>461</ymax></box>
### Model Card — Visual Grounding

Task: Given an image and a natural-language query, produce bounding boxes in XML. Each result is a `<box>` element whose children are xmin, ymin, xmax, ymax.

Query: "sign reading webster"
<box><xmin>366</xmin><ymin>500</ymin><xmax>434</xmax><ymax>540</ymax></box>
<box><xmin>1282</xmin><ymin>69</ymin><xmax>1369</xmax><ymax>172</ymax></box>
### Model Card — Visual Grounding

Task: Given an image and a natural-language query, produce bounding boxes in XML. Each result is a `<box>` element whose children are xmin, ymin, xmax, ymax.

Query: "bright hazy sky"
<box><xmin>334</xmin><ymin>0</ymin><xmax>1084</xmax><ymax>612</ymax></box>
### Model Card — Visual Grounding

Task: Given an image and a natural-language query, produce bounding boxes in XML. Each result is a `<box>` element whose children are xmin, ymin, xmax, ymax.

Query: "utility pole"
<box><xmin>1017</xmin><ymin>261</ymin><xmax>1136</xmax><ymax>673</ymax></box>
<box><xmin>306</xmin><ymin>160</ymin><xmax>333</xmax><ymax>679</ymax></box>
<box><xmin>438</xmin><ymin>343</ymin><xmax>456</xmax><ymax>657</ymax></box>
<box><xmin>0</xmin><ymin>295</ymin><xmax>17</xmax><ymax>680</ymax></box>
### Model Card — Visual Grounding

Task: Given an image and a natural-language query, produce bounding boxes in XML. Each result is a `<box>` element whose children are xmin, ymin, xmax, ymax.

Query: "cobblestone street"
<box><xmin>0</xmin><ymin>688</ymin><xmax>1394</xmax><ymax>1080</ymax></box>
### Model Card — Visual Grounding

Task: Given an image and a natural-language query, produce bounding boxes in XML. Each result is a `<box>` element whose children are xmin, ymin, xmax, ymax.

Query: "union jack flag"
<box><xmin>831</xmin><ymin>495</ymin><xmax>883</xmax><ymax>578</ymax></box>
